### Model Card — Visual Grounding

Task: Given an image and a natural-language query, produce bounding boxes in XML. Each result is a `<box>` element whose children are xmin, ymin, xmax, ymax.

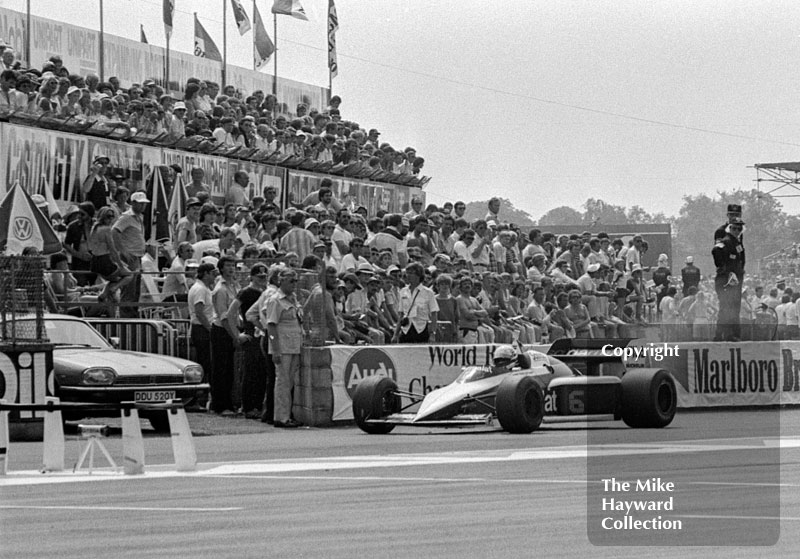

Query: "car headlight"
<box><xmin>182</xmin><ymin>364</ymin><xmax>204</xmax><ymax>383</ymax></box>
<box><xmin>81</xmin><ymin>367</ymin><xmax>117</xmax><ymax>385</ymax></box>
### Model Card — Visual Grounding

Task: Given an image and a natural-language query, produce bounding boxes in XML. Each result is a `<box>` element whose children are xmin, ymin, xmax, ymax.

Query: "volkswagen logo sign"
<box><xmin>13</xmin><ymin>217</ymin><xmax>33</xmax><ymax>241</ymax></box>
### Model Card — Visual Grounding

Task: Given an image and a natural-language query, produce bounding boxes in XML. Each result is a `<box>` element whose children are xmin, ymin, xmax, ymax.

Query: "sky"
<box><xmin>7</xmin><ymin>0</ymin><xmax>800</xmax><ymax>221</ymax></box>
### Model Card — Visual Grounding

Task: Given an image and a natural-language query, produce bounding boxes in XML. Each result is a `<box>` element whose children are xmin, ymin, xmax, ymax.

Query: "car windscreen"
<box><xmin>456</xmin><ymin>366</ymin><xmax>503</xmax><ymax>383</ymax></box>
<box><xmin>32</xmin><ymin>319</ymin><xmax>111</xmax><ymax>348</ymax></box>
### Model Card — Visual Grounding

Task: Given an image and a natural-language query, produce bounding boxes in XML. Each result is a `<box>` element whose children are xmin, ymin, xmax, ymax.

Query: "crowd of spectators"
<box><xmin>12</xmin><ymin>40</ymin><xmax>790</xmax><ymax>421</ymax></box>
<box><xmin>0</xmin><ymin>42</ymin><xmax>426</xmax><ymax>177</ymax></box>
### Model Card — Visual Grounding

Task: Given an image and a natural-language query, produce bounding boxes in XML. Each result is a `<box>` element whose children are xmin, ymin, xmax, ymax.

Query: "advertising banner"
<box><xmin>0</xmin><ymin>346</ymin><xmax>53</xmax><ymax>421</ymax></box>
<box><xmin>0</xmin><ymin>123</ymin><xmax>90</xmax><ymax>209</ymax></box>
<box><xmin>633</xmin><ymin>341</ymin><xmax>800</xmax><ymax>407</ymax></box>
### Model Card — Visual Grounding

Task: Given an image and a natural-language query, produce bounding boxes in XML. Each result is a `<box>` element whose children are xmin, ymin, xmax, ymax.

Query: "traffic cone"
<box><xmin>166</xmin><ymin>401</ymin><xmax>196</xmax><ymax>472</ymax></box>
<box><xmin>41</xmin><ymin>397</ymin><xmax>64</xmax><ymax>472</ymax></box>
<box><xmin>0</xmin><ymin>400</ymin><xmax>8</xmax><ymax>475</ymax></box>
<box><xmin>121</xmin><ymin>407</ymin><xmax>145</xmax><ymax>475</ymax></box>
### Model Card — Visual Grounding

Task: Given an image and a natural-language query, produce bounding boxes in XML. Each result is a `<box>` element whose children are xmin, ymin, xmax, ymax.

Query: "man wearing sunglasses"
<box><xmin>713</xmin><ymin>216</ymin><xmax>746</xmax><ymax>342</ymax></box>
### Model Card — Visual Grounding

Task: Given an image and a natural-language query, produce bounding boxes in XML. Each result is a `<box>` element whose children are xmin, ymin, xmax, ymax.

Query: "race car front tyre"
<box><xmin>495</xmin><ymin>375</ymin><xmax>544</xmax><ymax>434</ymax></box>
<box><xmin>352</xmin><ymin>376</ymin><xmax>401</xmax><ymax>434</ymax></box>
<box><xmin>620</xmin><ymin>369</ymin><xmax>677</xmax><ymax>428</ymax></box>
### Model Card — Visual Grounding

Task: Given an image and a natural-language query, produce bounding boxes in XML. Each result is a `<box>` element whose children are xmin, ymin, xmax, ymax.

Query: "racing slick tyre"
<box><xmin>620</xmin><ymin>369</ymin><xmax>677</xmax><ymax>428</ymax></box>
<box><xmin>495</xmin><ymin>375</ymin><xmax>544</xmax><ymax>434</ymax></box>
<box><xmin>352</xmin><ymin>376</ymin><xmax>401</xmax><ymax>434</ymax></box>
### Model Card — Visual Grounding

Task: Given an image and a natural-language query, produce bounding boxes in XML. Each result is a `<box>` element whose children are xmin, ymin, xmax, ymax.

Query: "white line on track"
<box><xmin>204</xmin><ymin>474</ymin><xmax>589</xmax><ymax>484</ymax></box>
<box><xmin>2</xmin><ymin>436</ymin><xmax>799</xmax><ymax>486</ymax></box>
<box><xmin>0</xmin><ymin>505</ymin><xmax>242</xmax><ymax>512</ymax></box>
<box><xmin>207</xmin><ymin>474</ymin><xmax>800</xmax><ymax>489</ymax></box>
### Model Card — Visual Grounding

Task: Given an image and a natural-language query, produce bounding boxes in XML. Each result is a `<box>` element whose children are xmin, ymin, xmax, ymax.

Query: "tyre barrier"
<box><xmin>0</xmin><ymin>398</ymin><xmax>197</xmax><ymax>476</ymax></box>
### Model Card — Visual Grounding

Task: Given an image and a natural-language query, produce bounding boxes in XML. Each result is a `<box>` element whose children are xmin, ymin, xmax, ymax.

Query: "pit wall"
<box><xmin>296</xmin><ymin>341</ymin><xmax>800</xmax><ymax>425</ymax></box>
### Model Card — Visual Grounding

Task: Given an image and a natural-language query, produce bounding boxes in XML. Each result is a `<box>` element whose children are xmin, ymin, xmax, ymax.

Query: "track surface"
<box><xmin>1</xmin><ymin>409</ymin><xmax>797</xmax><ymax>559</ymax></box>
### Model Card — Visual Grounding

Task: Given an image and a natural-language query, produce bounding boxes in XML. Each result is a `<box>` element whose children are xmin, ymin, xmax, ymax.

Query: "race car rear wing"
<box><xmin>546</xmin><ymin>338</ymin><xmax>635</xmax><ymax>375</ymax></box>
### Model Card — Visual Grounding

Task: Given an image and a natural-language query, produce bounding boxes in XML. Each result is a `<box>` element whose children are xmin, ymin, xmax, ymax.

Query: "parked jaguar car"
<box><xmin>23</xmin><ymin>314</ymin><xmax>208</xmax><ymax>431</ymax></box>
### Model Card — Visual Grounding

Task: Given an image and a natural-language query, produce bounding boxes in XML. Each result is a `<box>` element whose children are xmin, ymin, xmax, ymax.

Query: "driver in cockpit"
<box><xmin>492</xmin><ymin>345</ymin><xmax>519</xmax><ymax>375</ymax></box>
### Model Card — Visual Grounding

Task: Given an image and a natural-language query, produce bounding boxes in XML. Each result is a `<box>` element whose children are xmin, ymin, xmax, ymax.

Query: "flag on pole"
<box><xmin>163</xmin><ymin>0</ymin><xmax>174</xmax><ymax>40</ymax></box>
<box><xmin>194</xmin><ymin>14</ymin><xmax>223</xmax><ymax>62</ymax></box>
<box><xmin>272</xmin><ymin>0</ymin><xmax>308</xmax><ymax>21</ymax></box>
<box><xmin>168</xmin><ymin>172</ymin><xmax>188</xmax><ymax>247</ymax></box>
<box><xmin>140</xmin><ymin>24</ymin><xmax>149</xmax><ymax>44</ymax></box>
<box><xmin>230</xmin><ymin>0</ymin><xmax>252</xmax><ymax>35</ymax></box>
<box><xmin>0</xmin><ymin>182</ymin><xmax>61</xmax><ymax>255</ymax></box>
<box><xmin>253</xmin><ymin>3</ymin><xmax>275</xmax><ymax>70</ymax></box>
<box><xmin>328</xmin><ymin>0</ymin><xmax>339</xmax><ymax>78</ymax></box>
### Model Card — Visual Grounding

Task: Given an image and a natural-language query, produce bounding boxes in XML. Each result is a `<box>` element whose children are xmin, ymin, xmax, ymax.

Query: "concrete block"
<box><xmin>295</xmin><ymin>385</ymin><xmax>333</xmax><ymax>410</ymax></box>
<box><xmin>292</xmin><ymin>405</ymin><xmax>333</xmax><ymax>427</ymax></box>
<box><xmin>303</xmin><ymin>347</ymin><xmax>332</xmax><ymax>368</ymax></box>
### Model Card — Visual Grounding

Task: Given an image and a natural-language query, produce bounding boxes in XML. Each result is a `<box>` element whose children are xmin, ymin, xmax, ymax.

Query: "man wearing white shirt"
<box><xmin>368</xmin><ymin>213</ymin><xmax>408</xmax><ymax>267</ymax></box>
<box><xmin>785</xmin><ymin>293</ymin><xmax>799</xmax><ymax>340</ymax></box>
<box><xmin>393</xmin><ymin>263</ymin><xmax>438</xmax><ymax>344</ymax></box>
<box><xmin>625</xmin><ymin>235</ymin><xmax>648</xmax><ymax>272</ymax></box>
<box><xmin>212</xmin><ymin>117</ymin><xmax>237</xmax><ymax>147</ymax></box>
<box><xmin>187</xmin><ymin>262</ymin><xmax>216</xmax><ymax>410</ymax></box>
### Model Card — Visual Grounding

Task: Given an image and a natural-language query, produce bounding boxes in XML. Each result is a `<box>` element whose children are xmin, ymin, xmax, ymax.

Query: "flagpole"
<box><xmin>98</xmin><ymin>0</ymin><xmax>105</xmax><ymax>81</ymax></box>
<box><xmin>165</xmin><ymin>35</ymin><xmax>170</xmax><ymax>91</ymax></box>
<box><xmin>25</xmin><ymin>0</ymin><xmax>31</xmax><ymax>68</ymax></box>
<box><xmin>252</xmin><ymin>0</ymin><xmax>257</xmax><ymax>71</ymax></box>
<box><xmin>222</xmin><ymin>0</ymin><xmax>228</xmax><ymax>87</ymax></box>
<box><xmin>273</xmin><ymin>14</ymin><xmax>278</xmax><ymax>95</ymax></box>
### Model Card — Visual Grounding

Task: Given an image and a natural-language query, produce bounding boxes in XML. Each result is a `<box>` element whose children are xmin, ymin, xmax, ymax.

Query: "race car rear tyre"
<box><xmin>352</xmin><ymin>376</ymin><xmax>401</xmax><ymax>434</ymax></box>
<box><xmin>495</xmin><ymin>375</ymin><xmax>544</xmax><ymax>434</ymax></box>
<box><xmin>620</xmin><ymin>369</ymin><xmax>677</xmax><ymax>428</ymax></box>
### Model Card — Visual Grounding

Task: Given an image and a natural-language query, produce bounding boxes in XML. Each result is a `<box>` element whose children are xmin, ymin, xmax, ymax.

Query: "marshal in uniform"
<box><xmin>712</xmin><ymin>217</ymin><xmax>745</xmax><ymax>341</ymax></box>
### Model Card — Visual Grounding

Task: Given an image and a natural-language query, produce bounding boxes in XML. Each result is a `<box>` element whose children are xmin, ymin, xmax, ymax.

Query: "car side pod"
<box><xmin>619</xmin><ymin>369</ymin><xmax>677</xmax><ymax>428</ymax></box>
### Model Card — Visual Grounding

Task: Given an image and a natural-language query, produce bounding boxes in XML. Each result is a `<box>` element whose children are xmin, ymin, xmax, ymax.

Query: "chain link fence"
<box><xmin>0</xmin><ymin>256</ymin><xmax>47</xmax><ymax>344</ymax></box>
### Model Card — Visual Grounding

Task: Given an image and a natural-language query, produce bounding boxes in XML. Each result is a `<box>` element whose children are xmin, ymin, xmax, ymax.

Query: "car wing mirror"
<box><xmin>109</xmin><ymin>336</ymin><xmax>121</xmax><ymax>349</ymax></box>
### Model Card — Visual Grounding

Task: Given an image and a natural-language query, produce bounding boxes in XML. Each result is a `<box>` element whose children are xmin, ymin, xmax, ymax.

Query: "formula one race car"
<box><xmin>352</xmin><ymin>338</ymin><xmax>677</xmax><ymax>434</ymax></box>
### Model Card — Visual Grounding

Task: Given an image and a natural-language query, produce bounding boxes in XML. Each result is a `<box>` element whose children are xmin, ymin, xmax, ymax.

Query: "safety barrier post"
<box><xmin>121</xmin><ymin>405</ymin><xmax>145</xmax><ymax>475</ymax></box>
<box><xmin>166</xmin><ymin>400</ymin><xmax>196</xmax><ymax>471</ymax></box>
<box><xmin>0</xmin><ymin>400</ymin><xmax>8</xmax><ymax>475</ymax></box>
<box><xmin>42</xmin><ymin>397</ymin><xmax>65</xmax><ymax>472</ymax></box>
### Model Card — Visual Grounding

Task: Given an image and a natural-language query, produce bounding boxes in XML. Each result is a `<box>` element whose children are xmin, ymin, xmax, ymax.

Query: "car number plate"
<box><xmin>134</xmin><ymin>390</ymin><xmax>176</xmax><ymax>403</ymax></box>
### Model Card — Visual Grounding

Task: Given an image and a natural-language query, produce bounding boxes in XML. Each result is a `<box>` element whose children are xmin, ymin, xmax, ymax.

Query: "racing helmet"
<box><xmin>493</xmin><ymin>345</ymin><xmax>517</xmax><ymax>368</ymax></box>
